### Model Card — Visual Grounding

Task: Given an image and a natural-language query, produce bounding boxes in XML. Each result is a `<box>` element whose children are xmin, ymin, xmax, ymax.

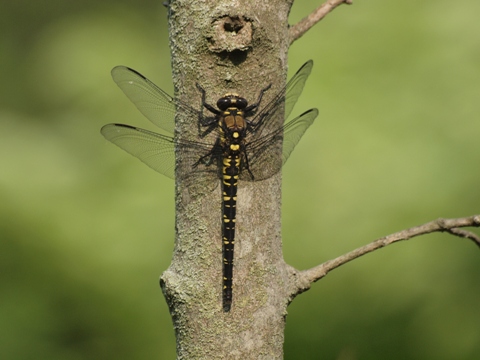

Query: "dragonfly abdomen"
<box><xmin>221</xmin><ymin>153</ymin><xmax>240</xmax><ymax>312</ymax></box>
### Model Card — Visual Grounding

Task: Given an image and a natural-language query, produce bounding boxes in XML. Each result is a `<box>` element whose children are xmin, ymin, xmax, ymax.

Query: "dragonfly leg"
<box><xmin>196</xmin><ymin>83</ymin><xmax>220</xmax><ymax>115</ymax></box>
<box><xmin>244</xmin><ymin>83</ymin><xmax>272</xmax><ymax>114</ymax></box>
<box><xmin>196</xmin><ymin>83</ymin><xmax>220</xmax><ymax>137</ymax></box>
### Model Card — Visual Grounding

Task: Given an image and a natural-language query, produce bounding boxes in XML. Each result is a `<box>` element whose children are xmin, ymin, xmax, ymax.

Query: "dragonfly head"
<box><xmin>217</xmin><ymin>94</ymin><xmax>248</xmax><ymax>111</ymax></box>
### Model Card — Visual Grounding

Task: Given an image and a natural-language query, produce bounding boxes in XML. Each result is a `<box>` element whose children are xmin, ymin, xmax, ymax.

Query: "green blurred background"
<box><xmin>1</xmin><ymin>0</ymin><xmax>479</xmax><ymax>359</ymax></box>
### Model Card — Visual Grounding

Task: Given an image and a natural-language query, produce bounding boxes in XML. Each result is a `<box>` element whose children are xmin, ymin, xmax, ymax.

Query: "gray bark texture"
<box><xmin>159</xmin><ymin>0</ymin><xmax>300</xmax><ymax>358</ymax></box>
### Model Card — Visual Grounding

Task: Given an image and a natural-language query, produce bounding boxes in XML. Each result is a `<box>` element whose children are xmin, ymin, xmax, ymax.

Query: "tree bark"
<box><xmin>160</xmin><ymin>0</ymin><xmax>296</xmax><ymax>358</ymax></box>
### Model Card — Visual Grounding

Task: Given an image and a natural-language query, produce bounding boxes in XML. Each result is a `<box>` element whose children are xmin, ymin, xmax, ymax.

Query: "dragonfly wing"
<box><xmin>249</xmin><ymin>60</ymin><xmax>314</xmax><ymax>139</ymax></box>
<box><xmin>101</xmin><ymin>123</ymin><xmax>221</xmax><ymax>189</ymax></box>
<box><xmin>242</xmin><ymin>108</ymin><xmax>318</xmax><ymax>181</ymax></box>
<box><xmin>280</xmin><ymin>108</ymin><xmax>318</xmax><ymax>164</ymax></box>
<box><xmin>111</xmin><ymin>66</ymin><xmax>201</xmax><ymax>134</ymax></box>
<box><xmin>283</xmin><ymin>60</ymin><xmax>314</xmax><ymax>121</ymax></box>
<box><xmin>101</xmin><ymin>123</ymin><xmax>177</xmax><ymax>178</ymax></box>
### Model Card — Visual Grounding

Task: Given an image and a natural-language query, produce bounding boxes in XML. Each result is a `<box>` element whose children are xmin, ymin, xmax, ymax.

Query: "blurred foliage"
<box><xmin>1</xmin><ymin>0</ymin><xmax>479</xmax><ymax>359</ymax></box>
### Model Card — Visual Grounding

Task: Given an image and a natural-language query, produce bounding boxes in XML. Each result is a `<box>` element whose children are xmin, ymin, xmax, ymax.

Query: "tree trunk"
<box><xmin>159</xmin><ymin>0</ymin><xmax>297</xmax><ymax>358</ymax></box>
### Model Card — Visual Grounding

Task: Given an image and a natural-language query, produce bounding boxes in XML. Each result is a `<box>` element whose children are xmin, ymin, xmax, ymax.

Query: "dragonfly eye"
<box><xmin>217</xmin><ymin>97</ymin><xmax>231</xmax><ymax>111</ymax></box>
<box><xmin>234</xmin><ymin>97</ymin><xmax>248</xmax><ymax>109</ymax></box>
<box><xmin>217</xmin><ymin>96</ymin><xmax>248</xmax><ymax>110</ymax></box>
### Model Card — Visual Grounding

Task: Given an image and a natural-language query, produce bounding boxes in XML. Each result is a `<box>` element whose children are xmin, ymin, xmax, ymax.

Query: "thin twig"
<box><xmin>446</xmin><ymin>227</ymin><xmax>480</xmax><ymax>247</ymax></box>
<box><xmin>293</xmin><ymin>215</ymin><xmax>480</xmax><ymax>295</ymax></box>
<box><xmin>289</xmin><ymin>0</ymin><xmax>353</xmax><ymax>44</ymax></box>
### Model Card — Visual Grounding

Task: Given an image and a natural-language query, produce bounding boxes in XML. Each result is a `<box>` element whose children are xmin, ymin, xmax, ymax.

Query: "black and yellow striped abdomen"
<box><xmin>221</xmin><ymin>152</ymin><xmax>240</xmax><ymax>312</ymax></box>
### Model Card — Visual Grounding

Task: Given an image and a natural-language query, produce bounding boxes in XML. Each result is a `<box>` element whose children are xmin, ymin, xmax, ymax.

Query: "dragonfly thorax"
<box><xmin>221</xmin><ymin>109</ymin><xmax>247</xmax><ymax>135</ymax></box>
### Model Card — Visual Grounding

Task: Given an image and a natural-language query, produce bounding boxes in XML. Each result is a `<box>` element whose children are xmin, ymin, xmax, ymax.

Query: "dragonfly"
<box><xmin>101</xmin><ymin>60</ymin><xmax>318</xmax><ymax>312</ymax></box>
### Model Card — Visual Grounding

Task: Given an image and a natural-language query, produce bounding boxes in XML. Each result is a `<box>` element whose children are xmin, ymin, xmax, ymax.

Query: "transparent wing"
<box><xmin>111</xmin><ymin>66</ymin><xmax>201</xmax><ymax>135</ymax></box>
<box><xmin>283</xmin><ymin>60</ymin><xmax>314</xmax><ymax>121</ymax></box>
<box><xmin>280</xmin><ymin>108</ymin><xmax>318</xmax><ymax>164</ymax></box>
<box><xmin>248</xmin><ymin>60</ymin><xmax>314</xmax><ymax>139</ymax></box>
<box><xmin>101</xmin><ymin>123</ymin><xmax>222</xmax><ymax>186</ymax></box>
<box><xmin>101</xmin><ymin>123</ymin><xmax>177</xmax><ymax>178</ymax></box>
<box><xmin>105</xmin><ymin>62</ymin><xmax>316</xmax><ymax>184</ymax></box>
<box><xmin>241</xmin><ymin>108</ymin><xmax>318</xmax><ymax>181</ymax></box>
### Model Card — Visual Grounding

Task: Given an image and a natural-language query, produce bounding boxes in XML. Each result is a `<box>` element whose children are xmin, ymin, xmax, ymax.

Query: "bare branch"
<box><xmin>293</xmin><ymin>215</ymin><xmax>480</xmax><ymax>296</ymax></box>
<box><xmin>446</xmin><ymin>227</ymin><xmax>480</xmax><ymax>246</ymax></box>
<box><xmin>289</xmin><ymin>0</ymin><xmax>353</xmax><ymax>44</ymax></box>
